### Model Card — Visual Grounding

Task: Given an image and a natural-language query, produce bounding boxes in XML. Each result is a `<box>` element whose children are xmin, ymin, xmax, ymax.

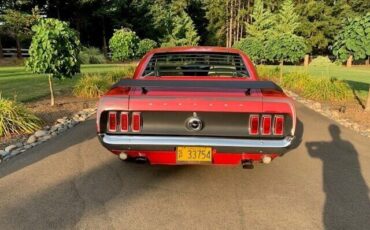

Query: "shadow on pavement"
<box><xmin>0</xmin><ymin>148</ymin><xmax>187</xmax><ymax>229</ymax></box>
<box><xmin>0</xmin><ymin>119</ymin><xmax>97</xmax><ymax>178</ymax></box>
<box><xmin>306</xmin><ymin>124</ymin><xmax>370</xmax><ymax>230</ymax></box>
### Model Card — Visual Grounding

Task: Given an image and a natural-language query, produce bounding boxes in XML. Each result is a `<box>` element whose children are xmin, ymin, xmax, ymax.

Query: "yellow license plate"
<box><xmin>177</xmin><ymin>147</ymin><xmax>212</xmax><ymax>162</ymax></box>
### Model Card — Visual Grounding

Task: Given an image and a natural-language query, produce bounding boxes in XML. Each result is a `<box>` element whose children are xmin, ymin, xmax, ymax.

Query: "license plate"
<box><xmin>176</xmin><ymin>147</ymin><xmax>212</xmax><ymax>162</ymax></box>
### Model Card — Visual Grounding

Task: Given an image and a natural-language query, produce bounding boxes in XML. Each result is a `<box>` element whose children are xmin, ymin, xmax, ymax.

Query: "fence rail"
<box><xmin>1</xmin><ymin>48</ymin><xmax>30</xmax><ymax>57</ymax></box>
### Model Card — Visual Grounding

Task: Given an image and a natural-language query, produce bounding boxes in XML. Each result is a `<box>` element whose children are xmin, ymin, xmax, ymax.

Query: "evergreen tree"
<box><xmin>161</xmin><ymin>11</ymin><xmax>200</xmax><ymax>47</ymax></box>
<box><xmin>276</xmin><ymin>0</ymin><xmax>299</xmax><ymax>34</ymax></box>
<box><xmin>203</xmin><ymin>0</ymin><xmax>227</xmax><ymax>45</ymax></box>
<box><xmin>245</xmin><ymin>0</ymin><xmax>275</xmax><ymax>39</ymax></box>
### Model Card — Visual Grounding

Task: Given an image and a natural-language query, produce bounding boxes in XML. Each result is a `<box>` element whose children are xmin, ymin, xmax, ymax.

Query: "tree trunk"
<box><xmin>16</xmin><ymin>37</ymin><xmax>22</xmax><ymax>59</ymax></box>
<box><xmin>346</xmin><ymin>55</ymin><xmax>353</xmax><ymax>67</ymax></box>
<box><xmin>365</xmin><ymin>86</ymin><xmax>370</xmax><ymax>112</ymax></box>
<box><xmin>226</xmin><ymin>1</ymin><xmax>229</xmax><ymax>47</ymax></box>
<box><xmin>366</xmin><ymin>57</ymin><xmax>369</xmax><ymax>66</ymax></box>
<box><xmin>236</xmin><ymin>0</ymin><xmax>241</xmax><ymax>42</ymax></box>
<box><xmin>229</xmin><ymin>0</ymin><xmax>234</xmax><ymax>47</ymax></box>
<box><xmin>102</xmin><ymin>17</ymin><xmax>108</xmax><ymax>56</ymax></box>
<box><xmin>48</xmin><ymin>74</ymin><xmax>55</xmax><ymax>106</ymax></box>
<box><xmin>279</xmin><ymin>60</ymin><xmax>284</xmax><ymax>83</ymax></box>
<box><xmin>304</xmin><ymin>54</ymin><xmax>309</xmax><ymax>67</ymax></box>
<box><xmin>0</xmin><ymin>35</ymin><xmax>3</xmax><ymax>59</ymax></box>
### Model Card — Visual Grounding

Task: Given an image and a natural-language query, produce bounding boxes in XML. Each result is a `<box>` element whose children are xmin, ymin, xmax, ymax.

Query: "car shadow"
<box><xmin>306</xmin><ymin>124</ymin><xmax>370</xmax><ymax>230</ymax></box>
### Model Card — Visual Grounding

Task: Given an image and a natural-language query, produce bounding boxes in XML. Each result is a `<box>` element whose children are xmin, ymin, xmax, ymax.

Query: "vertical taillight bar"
<box><xmin>120</xmin><ymin>112</ymin><xmax>129</xmax><ymax>132</ymax></box>
<box><xmin>273</xmin><ymin>115</ymin><xmax>284</xmax><ymax>135</ymax></box>
<box><xmin>261</xmin><ymin>115</ymin><xmax>272</xmax><ymax>135</ymax></box>
<box><xmin>108</xmin><ymin>112</ymin><xmax>117</xmax><ymax>132</ymax></box>
<box><xmin>249</xmin><ymin>114</ymin><xmax>259</xmax><ymax>135</ymax></box>
<box><xmin>131</xmin><ymin>112</ymin><xmax>141</xmax><ymax>132</ymax></box>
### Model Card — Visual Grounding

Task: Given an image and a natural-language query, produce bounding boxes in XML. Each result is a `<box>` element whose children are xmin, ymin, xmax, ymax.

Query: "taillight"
<box><xmin>261</xmin><ymin>115</ymin><xmax>272</xmax><ymax>135</ymax></box>
<box><xmin>273</xmin><ymin>115</ymin><xmax>284</xmax><ymax>135</ymax></box>
<box><xmin>120</xmin><ymin>112</ymin><xmax>129</xmax><ymax>132</ymax></box>
<box><xmin>131</xmin><ymin>112</ymin><xmax>141</xmax><ymax>132</ymax></box>
<box><xmin>108</xmin><ymin>112</ymin><xmax>117</xmax><ymax>132</ymax></box>
<box><xmin>249</xmin><ymin>115</ymin><xmax>259</xmax><ymax>135</ymax></box>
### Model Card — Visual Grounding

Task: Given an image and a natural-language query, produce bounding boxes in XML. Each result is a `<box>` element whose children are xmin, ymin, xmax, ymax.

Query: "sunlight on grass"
<box><xmin>0</xmin><ymin>64</ymin><xmax>136</xmax><ymax>102</ymax></box>
<box><xmin>261</xmin><ymin>65</ymin><xmax>370</xmax><ymax>100</ymax></box>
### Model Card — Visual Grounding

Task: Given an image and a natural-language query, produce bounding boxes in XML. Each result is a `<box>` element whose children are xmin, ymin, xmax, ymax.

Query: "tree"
<box><xmin>109</xmin><ymin>28</ymin><xmax>139</xmax><ymax>61</ymax></box>
<box><xmin>150</xmin><ymin>0</ymin><xmax>200</xmax><ymax>47</ymax></box>
<box><xmin>233</xmin><ymin>37</ymin><xmax>265</xmax><ymax>63</ymax></box>
<box><xmin>266</xmin><ymin>0</ymin><xmax>307</xmax><ymax>80</ymax></box>
<box><xmin>203</xmin><ymin>0</ymin><xmax>227</xmax><ymax>45</ymax></box>
<box><xmin>245</xmin><ymin>0</ymin><xmax>275</xmax><ymax>39</ymax></box>
<box><xmin>1</xmin><ymin>8</ymin><xmax>40</xmax><ymax>58</ymax></box>
<box><xmin>332</xmin><ymin>13</ymin><xmax>370</xmax><ymax>67</ymax></box>
<box><xmin>161</xmin><ymin>11</ymin><xmax>200</xmax><ymax>47</ymax></box>
<box><xmin>26</xmin><ymin>18</ymin><xmax>81</xmax><ymax>106</ymax></box>
<box><xmin>276</xmin><ymin>0</ymin><xmax>299</xmax><ymax>34</ymax></box>
<box><xmin>234</xmin><ymin>0</ymin><xmax>274</xmax><ymax>63</ymax></box>
<box><xmin>137</xmin><ymin>38</ymin><xmax>157</xmax><ymax>57</ymax></box>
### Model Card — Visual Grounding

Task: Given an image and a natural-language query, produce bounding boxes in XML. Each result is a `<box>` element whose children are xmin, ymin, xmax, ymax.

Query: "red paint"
<box><xmin>97</xmin><ymin>47</ymin><xmax>296</xmax><ymax>166</ymax></box>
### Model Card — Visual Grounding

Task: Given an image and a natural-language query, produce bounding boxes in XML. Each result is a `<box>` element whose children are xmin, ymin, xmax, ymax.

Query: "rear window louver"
<box><xmin>143</xmin><ymin>52</ymin><xmax>249</xmax><ymax>77</ymax></box>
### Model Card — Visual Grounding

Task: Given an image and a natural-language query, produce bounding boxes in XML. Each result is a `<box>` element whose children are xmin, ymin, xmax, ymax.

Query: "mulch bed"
<box><xmin>0</xmin><ymin>96</ymin><xmax>97</xmax><ymax>150</ymax></box>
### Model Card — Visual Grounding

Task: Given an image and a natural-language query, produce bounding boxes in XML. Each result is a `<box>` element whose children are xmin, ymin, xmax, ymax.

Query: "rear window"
<box><xmin>142</xmin><ymin>52</ymin><xmax>249</xmax><ymax>77</ymax></box>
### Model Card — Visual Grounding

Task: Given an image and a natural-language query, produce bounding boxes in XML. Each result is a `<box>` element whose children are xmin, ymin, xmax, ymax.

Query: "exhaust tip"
<box><xmin>242</xmin><ymin>160</ymin><xmax>254</xmax><ymax>169</ymax></box>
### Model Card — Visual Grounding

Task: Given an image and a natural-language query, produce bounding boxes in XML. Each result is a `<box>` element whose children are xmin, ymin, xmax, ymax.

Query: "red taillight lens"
<box><xmin>131</xmin><ymin>112</ymin><xmax>141</xmax><ymax>132</ymax></box>
<box><xmin>120</xmin><ymin>112</ymin><xmax>128</xmax><ymax>132</ymax></box>
<box><xmin>249</xmin><ymin>115</ymin><xmax>259</xmax><ymax>135</ymax></box>
<box><xmin>261</xmin><ymin>115</ymin><xmax>272</xmax><ymax>135</ymax></box>
<box><xmin>108</xmin><ymin>112</ymin><xmax>117</xmax><ymax>132</ymax></box>
<box><xmin>274</xmin><ymin>115</ymin><xmax>284</xmax><ymax>135</ymax></box>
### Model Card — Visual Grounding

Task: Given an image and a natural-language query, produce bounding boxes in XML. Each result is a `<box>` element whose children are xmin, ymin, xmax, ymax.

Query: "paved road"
<box><xmin>0</xmin><ymin>102</ymin><xmax>369</xmax><ymax>230</ymax></box>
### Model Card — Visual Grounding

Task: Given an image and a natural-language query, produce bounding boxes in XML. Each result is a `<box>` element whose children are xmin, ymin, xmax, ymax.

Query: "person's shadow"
<box><xmin>306</xmin><ymin>125</ymin><xmax>370</xmax><ymax>230</ymax></box>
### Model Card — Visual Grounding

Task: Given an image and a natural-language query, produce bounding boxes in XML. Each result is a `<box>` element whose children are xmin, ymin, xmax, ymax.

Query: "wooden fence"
<box><xmin>1</xmin><ymin>48</ymin><xmax>30</xmax><ymax>58</ymax></box>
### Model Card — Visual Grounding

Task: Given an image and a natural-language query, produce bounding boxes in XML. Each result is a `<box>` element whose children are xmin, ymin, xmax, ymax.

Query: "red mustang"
<box><xmin>97</xmin><ymin>46</ymin><xmax>296</xmax><ymax>168</ymax></box>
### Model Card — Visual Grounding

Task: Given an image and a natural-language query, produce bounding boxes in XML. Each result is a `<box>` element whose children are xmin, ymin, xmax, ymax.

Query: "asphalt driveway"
<box><xmin>0</xmin><ymin>102</ymin><xmax>369</xmax><ymax>230</ymax></box>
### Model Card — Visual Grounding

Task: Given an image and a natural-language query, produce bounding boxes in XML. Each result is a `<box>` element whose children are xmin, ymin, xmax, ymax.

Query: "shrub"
<box><xmin>233</xmin><ymin>37</ymin><xmax>266</xmax><ymax>64</ymax></box>
<box><xmin>256</xmin><ymin>65</ymin><xmax>280</xmax><ymax>81</ymax></box>
<box><xmin>73</xmin><ymin>74</ymin><xmax>111</xmax><ymax>98</ymax></box>
<box><xmin>109</xmin><ymin>28</ymin><xmax>139</xmax><ymax>61</ymax></box>
<box><xmin>257</xmin><ymin>65</ymin><xmax>353</xmax><ymax>102</ymax></box>
<box><xmin>302</xmin><ymin>78</ymin><xmax>353</xmax><ymax>102</ymax></box>
<box><xmin>137</xmin><ymin>39</ymin><xmax>157</xmax><ymax>57</ymax></box>
<box><xmin>79</xmin><ymin>47</ymin><xmax>106</xmax><ymax>64</ymax></box>
<box><xmin>108</xmin><ymin>66</ymin><xmax>136</xmax><ymax>82</ymax></box>
<box><xmin>309</xmin><ymin>56</ymin><xmax>335</xmax><ymax>67</ymax></box>
<box><xmin>0</xmin><ymin>96</ymin><xmax>41</xmax><ymax>137</ymax></box>
<box><xmin>73</xmin><ymin>66</ymin><xmax>136</xmax><ymax>98</ymax></box>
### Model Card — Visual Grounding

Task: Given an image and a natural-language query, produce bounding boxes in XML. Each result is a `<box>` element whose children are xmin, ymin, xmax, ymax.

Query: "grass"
<box><xmin>259</xmin><ymin>65</ymin><xmax>370</xmax><ymax>100</ymax></box>
<box><xmin>0</xmin><ymin>64</ymin><xmax>136</xmax><ymax>102</ymax></box>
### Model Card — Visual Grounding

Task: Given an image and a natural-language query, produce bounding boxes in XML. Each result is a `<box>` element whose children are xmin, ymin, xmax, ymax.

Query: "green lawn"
<box><xmin>261</xmin><ymin>65</ymin><xmax>370</xmax><ymax>100</ymax></box>
<box><xmin>0</xmin><ymin>64</ymin><xmax>135</xmax><ymax>102</ymax></box>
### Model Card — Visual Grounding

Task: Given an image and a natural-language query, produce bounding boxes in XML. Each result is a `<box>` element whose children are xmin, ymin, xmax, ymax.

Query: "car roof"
<box><xmin>148</xmin><ymin>46</ymin><xmax>244</xmax><ymax>55</ymax></box>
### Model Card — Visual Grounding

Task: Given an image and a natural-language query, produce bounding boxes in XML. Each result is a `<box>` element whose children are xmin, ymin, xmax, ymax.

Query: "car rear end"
<box><xmin>96</xmin><ymin>47</ymin><xmax>296</xmax><ymax>168</ymax></box>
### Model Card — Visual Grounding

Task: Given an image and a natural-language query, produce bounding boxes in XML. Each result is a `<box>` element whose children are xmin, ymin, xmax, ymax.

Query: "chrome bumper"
<box><xmin>98</xmin><ymin>134</ymin><xmax>295</xmax><ymax>155</ymax></box>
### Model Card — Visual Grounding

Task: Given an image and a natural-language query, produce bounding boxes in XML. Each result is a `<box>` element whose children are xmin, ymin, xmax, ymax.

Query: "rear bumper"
<box><xmin>98</xmin><ymin>134</ymin><xmax>295</xmax><ymax>155</ymax></box>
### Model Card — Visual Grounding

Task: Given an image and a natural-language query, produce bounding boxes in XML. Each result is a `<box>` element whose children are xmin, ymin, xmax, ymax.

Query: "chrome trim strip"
<box><xmin>101</xmin><ymin>135</ymin><xmax>294</xmax><ymax>149</ymax></box>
